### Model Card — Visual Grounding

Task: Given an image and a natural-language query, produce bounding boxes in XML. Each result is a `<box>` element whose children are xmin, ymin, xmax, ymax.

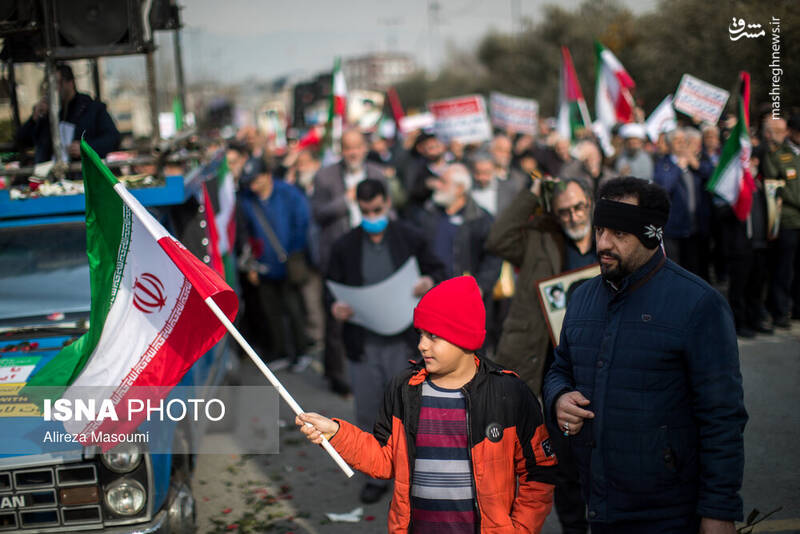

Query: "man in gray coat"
<box><xmin>311</xmin><ymin>129</ymin><xmax>388</xmax><ymax>394</ymax></box>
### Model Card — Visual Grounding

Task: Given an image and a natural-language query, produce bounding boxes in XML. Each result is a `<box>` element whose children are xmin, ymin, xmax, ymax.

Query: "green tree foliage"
<box><xmin>396</xmin><ymin>0</ymin><xmax>799</xmax><ymax>121</ymax></box>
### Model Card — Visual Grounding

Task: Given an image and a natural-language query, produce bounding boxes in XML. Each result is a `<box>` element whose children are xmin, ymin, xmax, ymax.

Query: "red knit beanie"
<box><xmin>413</xmin><ymin>276</ymin><xmax>486</xmax><ymax>351</ymax></box>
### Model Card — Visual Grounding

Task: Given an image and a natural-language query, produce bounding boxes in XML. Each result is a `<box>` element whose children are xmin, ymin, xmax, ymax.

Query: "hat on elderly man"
<box><xmin>619</xmin><ymin>123</ymin><xmax>647</xmax><ymax>140</ymax></box>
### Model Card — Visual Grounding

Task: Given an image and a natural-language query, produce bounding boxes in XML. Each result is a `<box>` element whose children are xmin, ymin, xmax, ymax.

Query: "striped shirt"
<box><xmin>411</xmin><ymin>379</ymin><xmax>477</xmax><ymax>534</ymax></box>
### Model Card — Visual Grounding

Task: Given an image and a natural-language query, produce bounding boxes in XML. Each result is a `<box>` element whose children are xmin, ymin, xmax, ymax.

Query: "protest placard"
<box><xmin>398</xmin><ymin>112</ymin><xmax>435</xmax><ymax>134</ymax></box>
<box><xmin>489</xmin><ymin>92</ymin><xmax>539</xmax><ymax>135</ymax></box>
<box><xmin>673</xmin><ymin>74</ymin><xmax>730</xmax><ymax>124</ymax></box>
<box><xmin>428</xmin><ymin>95</ymin><xmax>492</xmax><ymax>144</ymax></box>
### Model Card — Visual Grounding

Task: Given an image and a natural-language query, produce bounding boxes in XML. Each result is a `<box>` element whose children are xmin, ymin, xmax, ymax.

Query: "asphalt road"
<box><xmin>193</xmin><ymin>322</ymin><xmax>800</xmax><ymax>534</ymax></box>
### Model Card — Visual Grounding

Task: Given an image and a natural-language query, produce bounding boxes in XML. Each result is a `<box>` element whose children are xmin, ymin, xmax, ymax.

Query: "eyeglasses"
<box><xmin>359</xmin><ymin>205</ymin><xmax>386</xmax><ymax>217</ymax></box>
<box><xmin>556</xmin><ymin>202</ymin><xmax>588</xmax><ymax>219</ymax></box>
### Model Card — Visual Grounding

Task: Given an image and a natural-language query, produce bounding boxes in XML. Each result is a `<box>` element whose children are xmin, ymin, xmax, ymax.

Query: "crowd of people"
<box><xmin>223</xmin><ymin>107</ymin><xmax>795</xmax><ymax>533</ymax></box>
<box><xmin>228</xmin><ymin>110</ymin><xmax>800</xmax><ymax>366</ymax></box>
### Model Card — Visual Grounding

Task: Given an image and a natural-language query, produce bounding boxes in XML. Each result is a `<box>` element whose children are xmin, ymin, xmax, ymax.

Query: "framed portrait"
<box><xmin>536</xmin><ymin>263</ymin><xmax>601</xmax><ymax>346</ymax></box>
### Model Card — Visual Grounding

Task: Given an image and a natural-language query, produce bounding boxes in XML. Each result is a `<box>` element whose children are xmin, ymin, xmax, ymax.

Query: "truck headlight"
<box><xmin>104</xmin><ymin>479</ymin><xmax>146</xmax><ymax>516</ymax></box>
<box><xmin>102</xmin><ymin>443</ymin><xmax>142</xmax><ymax>473</ymax></box>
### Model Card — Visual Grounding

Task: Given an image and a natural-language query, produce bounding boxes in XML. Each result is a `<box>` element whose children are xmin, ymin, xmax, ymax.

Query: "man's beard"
<box><xmin>598</xmin><ymin>251</ymin><xmax>631</xmax><ymax>285</ymax></box>
<box><xmin>345</xmin><ymin>159</ymin><xmax>364</xmax><ymax>173</ymax></box>
<box><xmin>563</xmin><ymin>221</ymin><xmax>591</xmax><ymax>241</ymax></box>
<box><xmin>432</xmin><ymin>189</ymin><xmax>456</xmax><ymax>208</ymax></box>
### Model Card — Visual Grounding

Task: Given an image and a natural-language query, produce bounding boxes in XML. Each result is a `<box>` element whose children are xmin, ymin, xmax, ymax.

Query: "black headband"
<box><xmin>593</xmin><ymin>198</ymin><xmax>669</xmax><ymax>249</ymax></box>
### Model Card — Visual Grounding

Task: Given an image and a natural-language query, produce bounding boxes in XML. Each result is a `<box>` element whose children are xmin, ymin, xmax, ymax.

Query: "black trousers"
<box><xmin>727</xmin><ymin>248</ymin><xmax>769</xmax><ymax>329</ymax></box>
<box><xmin>322</xmin><ymin>293</ymin><xmax>349</xmax><ymax>386</ymax></box>
<box><xmin>551</xmin><ymin>429</ymin><xmax>589</xmax><ymax>534</ymax></box>
<box><xmin>767</xmin><ymin>227</ymin><xmax>800</xmax><ymax>320</ymax></box>
<box><xmin>256</xmin><ymin>277</ymin><xmax>308</xmax><ymax>361</ymax></box>
<box><xmin>239</xmin><ymin>270</ymin><xmax>272</xmax><ymax>353</ymax></box>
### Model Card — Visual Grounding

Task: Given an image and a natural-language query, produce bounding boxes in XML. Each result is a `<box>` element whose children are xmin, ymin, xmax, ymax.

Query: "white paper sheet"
<box><xmin>58</xmin><ymin>121</ymin><xmax>76</xmax><ymax>163</ymax></box>
<box><xmin>326</xmin><ymin>257</ymin><xmax>421</xmax><ymax>336</ymax></box>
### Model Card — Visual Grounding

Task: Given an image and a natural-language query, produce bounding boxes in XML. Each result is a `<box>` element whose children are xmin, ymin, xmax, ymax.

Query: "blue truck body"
<box><xmin>0</xmin><ymin>165</ymin><xmax>231</xmax><ymax>533</ymax></box>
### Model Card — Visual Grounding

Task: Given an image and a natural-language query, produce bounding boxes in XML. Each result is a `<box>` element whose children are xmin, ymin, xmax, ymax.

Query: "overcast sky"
<box><xmin>108</xmin><ymin>0</ymin><xmax>658</xmax><ymax>84</ymax></box>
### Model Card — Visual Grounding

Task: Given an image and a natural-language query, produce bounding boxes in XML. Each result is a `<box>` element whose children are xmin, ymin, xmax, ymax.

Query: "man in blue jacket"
<box><xmin>544</xmin><ymin>177</ymin><xmax>747</xmax><ymax>534</ymax></box>
<box><xmin>238</xmin><ymin>156</ymin><xmax>311</xmax><ymax>367</ymax></box>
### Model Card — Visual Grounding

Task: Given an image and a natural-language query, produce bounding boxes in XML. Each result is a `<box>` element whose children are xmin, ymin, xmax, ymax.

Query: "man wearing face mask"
<box><xmin>326</xmin><ymin>178</ymin><xmax>446</xmax><ymax>504</ymax></box>
<box><xmin>311</xmin><ymin>129</ymin><xmax>388</xmax><ymax>395</ymax></box>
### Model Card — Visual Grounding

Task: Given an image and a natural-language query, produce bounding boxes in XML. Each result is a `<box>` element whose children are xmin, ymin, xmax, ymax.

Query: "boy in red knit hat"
<box><xmin>297</xmin><ymin>275</ymin><xmax>556</xmax><ymax>533</ymax></box>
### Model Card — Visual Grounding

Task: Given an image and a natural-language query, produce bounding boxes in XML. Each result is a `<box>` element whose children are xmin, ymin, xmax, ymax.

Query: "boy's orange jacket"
<box><xmin>330</xmin><ymin>356</ymin><xmax>556</xmax><ymax>533</ymax></box>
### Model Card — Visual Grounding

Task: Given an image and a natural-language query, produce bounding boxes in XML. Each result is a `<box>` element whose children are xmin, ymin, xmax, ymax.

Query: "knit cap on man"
<box><xmin>413</xmin><ymin>276</ymin><xmax>486</xmax><ymax>351</ymax></box>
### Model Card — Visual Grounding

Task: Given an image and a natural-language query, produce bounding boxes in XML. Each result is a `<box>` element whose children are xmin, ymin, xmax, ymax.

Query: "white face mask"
<box><xmin>297</xmin><ymin>170</ymin><xmax>315</xmax><ymax>189</ymax></box>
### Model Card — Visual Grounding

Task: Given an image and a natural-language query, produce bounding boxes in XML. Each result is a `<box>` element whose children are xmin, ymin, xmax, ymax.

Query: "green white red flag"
<box><xmin>706</xmin><ymin>72</ymin><xmax>755</xmax><ymax>221</ymax></box>
<box><xmin>557</xmin><ymin>46</ymin><xmax>591</xmax><ymax>142</ymax></box>
<box><xmin>594</xmin><ymin>41</ymin><xmax>635</xmax><ymax>130</ymax></box>
<box><xmin>328</xmin><ymin>57</ymin><xmax>347</xmax><ymax>153</ymax></box>
<box><xmin>214</xmin><ymin>153</ymin><xmax>238</xmax><ymax>284</ymax></box>
<box><xmin>23</xmin><ymin>141</ymin><xmax>238</xmax><ymax>450</ymax></box>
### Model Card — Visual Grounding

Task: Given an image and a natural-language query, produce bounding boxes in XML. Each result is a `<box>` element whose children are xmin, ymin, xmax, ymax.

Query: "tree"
<box><xmin>395</xmin><ymin>0</ymin><xmax>800</xmax><ymax>123</ymax></box>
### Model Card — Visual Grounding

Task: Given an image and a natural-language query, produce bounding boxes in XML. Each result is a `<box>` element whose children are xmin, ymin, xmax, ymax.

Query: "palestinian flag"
<box><xmin>23</xmin><ymin>141</ymin><xmax>238</xmax><ymax>450</ymax></box>
<box><xmin>706</xmin><ymin>72</ymin><xmax>755</xmax><ymax>221</ymax></box>
<box><xmin>328</xmin><ymin>57</ymin><xmax>347</xmax><ymax>153</ymax></box>
<box><xmin>594</xmin><ymin>41</ymin><xmax>635</xmax><ymax>130</ymax></box>
<box><xmin>557</xmin><ymin>46</ymin><xmax>591</xmax><ymax>142</ymax></box>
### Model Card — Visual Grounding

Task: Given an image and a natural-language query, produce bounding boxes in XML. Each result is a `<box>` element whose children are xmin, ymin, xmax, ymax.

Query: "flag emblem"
<box><xmin>132</xmin><ymin>273</ymin><xmax>167</xmax><ymax>314</ymax></box>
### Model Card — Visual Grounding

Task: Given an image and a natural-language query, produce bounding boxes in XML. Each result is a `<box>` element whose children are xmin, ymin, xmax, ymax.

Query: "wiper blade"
<box><xmin>0</xmin><ymin>324</ymin><xmax>87</xmax><ymax>338</ymax></box>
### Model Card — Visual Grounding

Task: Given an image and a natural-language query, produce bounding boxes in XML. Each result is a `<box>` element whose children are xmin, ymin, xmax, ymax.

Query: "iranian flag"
<box><xmin>214</xmin><ymin>152</ymin><xmax>237</xmax><ymax>284</ymax></box>
<box><xmin>328</xmin><ymin>57</ymin><xmax>347</xmax><ymax>153</ymax></box>
<box><xmin>557</xmin><ymin>46</ymin><xmax>591</xmax><ymax>142</ymax></box>
<box><xmin>594</xmin><ymin>41</ymin><xmax>635</xmax><ymax>130</ymax></box>
<box><xmin>24</xmin><ymin>141</ymin><xmax>238</xmax><ymax>449</ymax></box>
<box><xmin>707</xmin><ymin>72</ymin><xmax>755</xmax><ymax>221</ymax></box>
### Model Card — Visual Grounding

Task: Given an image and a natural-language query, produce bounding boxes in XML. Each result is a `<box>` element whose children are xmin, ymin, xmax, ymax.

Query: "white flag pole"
<box><xmin>203</xmin><ymin>296</ymin><xmax>355</xmax><ymax>478</ymax></box>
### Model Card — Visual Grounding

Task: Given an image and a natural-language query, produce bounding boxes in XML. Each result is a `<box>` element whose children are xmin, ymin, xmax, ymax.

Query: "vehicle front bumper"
<box><xmin>103</xmin><ymin>508</ymin><xmax>169</xmax><ymax>534</ymax></box>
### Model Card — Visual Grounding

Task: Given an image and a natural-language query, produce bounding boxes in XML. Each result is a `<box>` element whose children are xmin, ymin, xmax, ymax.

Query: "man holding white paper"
<box><xmin>326</xmin><ymin>178</ymin><xmax>446</xmax><ymax>504</ymax></box>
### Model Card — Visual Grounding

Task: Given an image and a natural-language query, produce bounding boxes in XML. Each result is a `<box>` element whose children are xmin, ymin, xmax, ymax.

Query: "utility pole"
<box><xmin>427</xmin><ymin>0</ymin><xmax>441</xmax><ymax>74</ymax></box>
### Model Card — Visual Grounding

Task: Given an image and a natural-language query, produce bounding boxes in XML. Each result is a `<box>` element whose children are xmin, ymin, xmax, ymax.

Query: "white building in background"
<box><xmin>343</xmin><ymin>53</ymin><xmax>416</xmax><ymax>92</ymax></box>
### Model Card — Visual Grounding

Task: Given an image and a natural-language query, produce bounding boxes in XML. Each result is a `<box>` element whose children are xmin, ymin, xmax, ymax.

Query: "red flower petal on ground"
<box><xmin>222</xmin><ymin>508</ymin><xmax>232</xmax><ymax>514</ymax></box>
<box><xmin>226</xmin><ymin>524</ymin><xmax>238</xmax><ymax>530</ymax></box>
<box><xmin>366</xmin><ymin>516</ymin><xmax>375</xmax><ymax>521</ymax></box>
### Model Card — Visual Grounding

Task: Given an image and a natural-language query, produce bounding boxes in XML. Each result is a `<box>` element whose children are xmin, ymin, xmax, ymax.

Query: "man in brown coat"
<box><xmin>485</xmin><ymin>175</ymin><xmax>595</xmax><ymax>534</ymax></box>
<box><xmin>486</xmin><ymin>176</ymin><xmax>595</xmax><ymax>392</ymax></box>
